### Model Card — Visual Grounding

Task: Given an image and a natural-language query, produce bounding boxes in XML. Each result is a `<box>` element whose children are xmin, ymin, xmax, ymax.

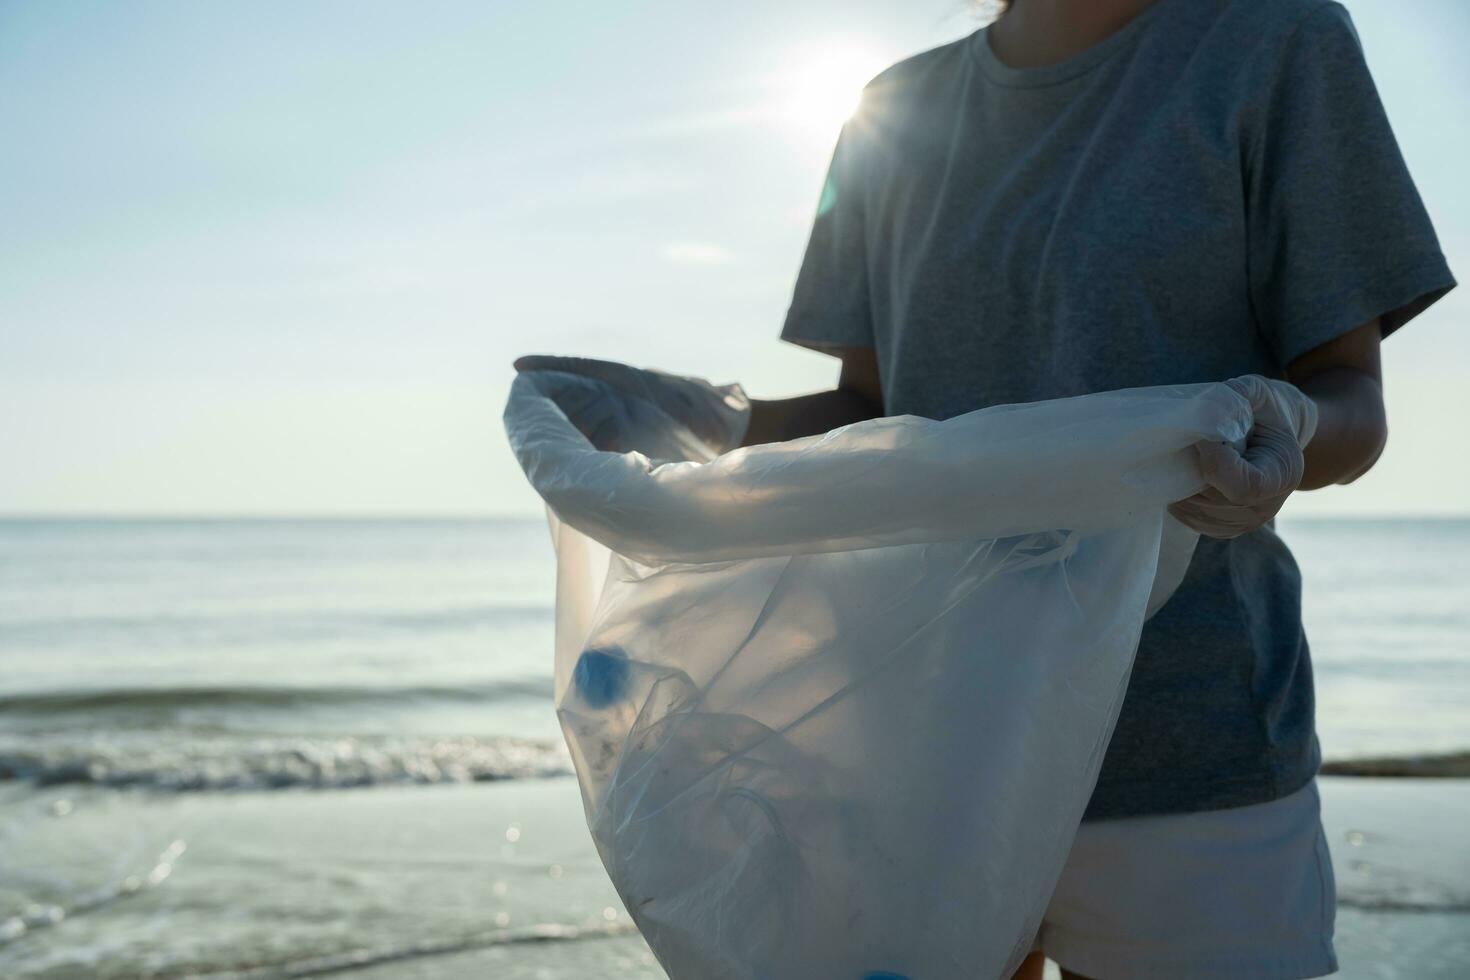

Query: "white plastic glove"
<box><xmin>513</xmin><ymin>355</ymin><xmax>751</xmax><ymax>460</ymax></box>
<box><xmin>1167</xmin><ymin>375</ymin><xmax>1319</xmax><ymax>540</ymax></box>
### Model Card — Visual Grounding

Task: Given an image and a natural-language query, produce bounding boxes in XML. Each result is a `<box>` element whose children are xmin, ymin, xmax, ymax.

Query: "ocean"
<box><xmin>1</xmin><ymin>517</ymin><xmax>1467</xmax><ymax>978</ymax></box>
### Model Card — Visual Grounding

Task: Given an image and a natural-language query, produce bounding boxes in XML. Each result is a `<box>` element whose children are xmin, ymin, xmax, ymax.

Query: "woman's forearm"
<box><xmin>1295</xmin><ymin>367</ymin><xmax>1388</xmax><ymax>490</ymax></box>
<box><xmin>740</xmin><ymin>389</ymin><xmax>884</xmax><ymax>446</ymax></box>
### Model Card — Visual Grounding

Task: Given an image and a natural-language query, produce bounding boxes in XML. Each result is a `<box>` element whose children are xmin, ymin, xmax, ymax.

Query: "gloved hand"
<box><xmin>513</xmin><ymin>355</ymin><xmax>751</xmax><ymax>459</ymax></box>
<box><xmin>1167</xmin><ymin>374</ymin><xmax>1319</xmax><ymax>540</ymax></box>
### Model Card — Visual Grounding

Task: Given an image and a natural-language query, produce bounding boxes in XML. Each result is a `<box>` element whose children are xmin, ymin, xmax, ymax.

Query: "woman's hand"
<box><xmin>513</xmin><ymin>354</ymin><xmax>751</xmax><ymax>457</ymax></box>
<box><xmin>1168</xmin><ymin>375</ymin><xmax>1318</xmax><ymax>539</ymax></box>
<box><xmin>1169</xmin><ymin>318</ymin><xmax>1389</xmax><ymax>539</ymax></box>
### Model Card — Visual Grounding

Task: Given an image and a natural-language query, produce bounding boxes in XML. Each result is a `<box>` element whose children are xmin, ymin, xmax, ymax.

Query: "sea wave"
<box><xmin>1338</xmin><ymin>895</ymin><xmax>1470</xmax><ymax>913</ymax></box>
<box><xmin>0</xmin><ymin>678</ymin><xmax>553</xmax><ymax>719</ymax></box>
<box><xmin>0</xmin><ymin>732</ymin><xmax>573</xmax><ymax>791</ymax></box>
<box><xmin>1320</xmin><ymin>752</ymin><xmax>1470</xmax><ymax>778</ymax></box>
<box><xmin>190</xmin><ymin>922</ymin><xmax>641</xmax><ymax>980</ymax></box>
<box><xmin>1</xmin><ymin>602</ymin><xmax>551</xmax><ymax>641</ymax></box>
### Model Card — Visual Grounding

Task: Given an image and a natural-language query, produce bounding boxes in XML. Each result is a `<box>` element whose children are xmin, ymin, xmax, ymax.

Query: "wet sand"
<box><xmin>2</xmin><ymin>775</ymin><xmax>1465</xmax><ymax>978</ymax></box>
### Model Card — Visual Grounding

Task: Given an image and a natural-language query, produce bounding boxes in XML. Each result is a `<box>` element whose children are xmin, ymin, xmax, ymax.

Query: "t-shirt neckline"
<box><xmin>970</xmin><ymin>0</ymin><xmax>1173</xmax><ymax>88</ymax></box>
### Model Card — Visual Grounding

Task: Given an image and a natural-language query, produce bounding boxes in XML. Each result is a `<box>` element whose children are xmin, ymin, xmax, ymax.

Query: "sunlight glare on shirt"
<box><xmin>774</xmin><ymin>39</ymin><xmax>890</xmax><ymax>155</ymax></box>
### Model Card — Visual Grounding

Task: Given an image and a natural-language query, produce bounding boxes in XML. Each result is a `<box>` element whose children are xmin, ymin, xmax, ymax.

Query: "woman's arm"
<box><xmin>1287</xmin><ymin>318</ymin><xmax>1388</xmax><ymax>490</ymax></box>
<box><xmin>739</xmin><ymin>347</ymin><xmax>885</xmax><ymax>446</ymax></box>
<box><xmin>1167</xmin><ymin>316</ymin><xmax>1389</xmax><ymax>539</ymax></box>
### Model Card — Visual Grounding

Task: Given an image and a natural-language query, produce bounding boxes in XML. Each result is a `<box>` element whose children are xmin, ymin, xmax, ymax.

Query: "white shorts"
<box><xmin>1031</xmin><ymin>779</ymin><xmax>1338</xmax><ymax>979</ymax></box>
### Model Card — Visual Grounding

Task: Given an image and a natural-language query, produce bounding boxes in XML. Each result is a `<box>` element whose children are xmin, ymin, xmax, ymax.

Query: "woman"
<box><xmin>519</xmin><ymin>0</ymin><xmax>1455</xmax><ymax>975</ymax></box>
<box><xmin>743</xmin><ymin>0</ymin><xmax>1455</xmax><ymax>977</ymax></box>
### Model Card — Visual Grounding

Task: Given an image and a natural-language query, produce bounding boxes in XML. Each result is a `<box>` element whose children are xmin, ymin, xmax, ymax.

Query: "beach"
<box><xmin>4</xmin><ymin>776</ymin><xmax>1467</xmax><ymax>978</ymax></box>
<box><xmin>2</xmin><ymin>517</ymin><xmax>1467</xmax><ymax>977</ymax></box>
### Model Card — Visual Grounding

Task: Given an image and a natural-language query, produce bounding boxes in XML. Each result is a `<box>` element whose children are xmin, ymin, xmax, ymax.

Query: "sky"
<box><xmin>1</xmin><ymin>0</ymin><xmax>1466</xmax><ymax>517</ymax></box>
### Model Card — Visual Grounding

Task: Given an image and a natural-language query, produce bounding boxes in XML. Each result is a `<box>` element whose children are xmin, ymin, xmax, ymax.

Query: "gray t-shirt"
<box><xmin>779</xmin><ymin>0</ymin><xmax>1456</xmax><ymax>819</ymax></box>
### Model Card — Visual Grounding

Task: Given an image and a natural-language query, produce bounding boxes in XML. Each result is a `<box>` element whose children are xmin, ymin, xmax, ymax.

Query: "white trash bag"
<box><xmin>503</xmin><ymin>359</ymin><xmax>1251</xmax><ymax>980</ymax></box>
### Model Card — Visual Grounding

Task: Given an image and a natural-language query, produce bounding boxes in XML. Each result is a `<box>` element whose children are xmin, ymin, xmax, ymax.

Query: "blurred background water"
<box><xmin>1</xmin><ymin>519</ymin><xmax>566</xmax><ymax>794</ymax></box>
<box><xmin>1</xmin><ymin>516</ymin><xmax>1467</xmax><ymax>977</ymax></box>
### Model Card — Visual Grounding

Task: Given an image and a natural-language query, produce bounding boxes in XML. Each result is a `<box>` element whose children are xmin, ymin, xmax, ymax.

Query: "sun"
<box><xmin>774</xmin><ymin>40</ymin><xmax>890</xmax><ymax>149</ymax></box>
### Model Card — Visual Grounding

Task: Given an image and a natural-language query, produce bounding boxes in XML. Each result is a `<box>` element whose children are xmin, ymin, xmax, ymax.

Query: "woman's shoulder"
<box><xmin>1150</xmin><ymin>0</ymin><xmax>1365</xmax><ymax>115</ymax></box>
<box><xmin>859</xmin><ymin>36</ymin><xmax>972</xmax><ymax>108</ymax></box>
<box><xmin>1197</xmin><ymin>0</ymin><xmax>1357</xmax><ymax>60</ymax></box>
<box><xmin>843</xmin><ymin>37</ymin><xmax>974</xmax><ymax>154</ymax></box>
<box><xmin>862</xmin><ymin>1</ymin><xmax>1356</xmax><ymax>96</ymax></box>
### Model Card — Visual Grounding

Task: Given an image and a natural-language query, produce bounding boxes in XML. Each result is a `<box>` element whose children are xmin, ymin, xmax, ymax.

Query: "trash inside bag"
<box><xmin>503</xmin><ymin>363</ymin><xmax>1252</xmax><ymax>980</ymax></box>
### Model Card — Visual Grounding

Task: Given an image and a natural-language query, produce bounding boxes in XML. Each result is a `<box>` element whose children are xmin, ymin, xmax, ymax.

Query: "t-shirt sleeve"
<box><xmin>1245</xmin><ymin>1</ymin><xmax>1457</xmax><ymax>367</ymax></box>
<box><xmin>779</xmin><ymin>116</ymin><xmax>876</xmax><ymax>351</ymax></box>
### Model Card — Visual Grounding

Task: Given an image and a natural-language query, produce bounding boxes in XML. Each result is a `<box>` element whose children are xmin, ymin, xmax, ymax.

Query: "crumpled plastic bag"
<box><xmin>503</xmin><ymin>365</ymin><xmax>1252</xmax><ymax>980</ymax></box>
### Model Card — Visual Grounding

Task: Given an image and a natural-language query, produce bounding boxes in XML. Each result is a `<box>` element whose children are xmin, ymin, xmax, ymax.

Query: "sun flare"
<box><xmin>775</xmin><ymin>40</ymin><xmax>890</xmax><ymax>148</ymax></box>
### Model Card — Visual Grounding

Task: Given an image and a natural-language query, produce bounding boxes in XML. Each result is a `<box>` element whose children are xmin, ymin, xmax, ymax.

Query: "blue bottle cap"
<box><xmin>573</xmin><ymin>646</ymin><xmax>631</xmax><ymax>708</ymax></box>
